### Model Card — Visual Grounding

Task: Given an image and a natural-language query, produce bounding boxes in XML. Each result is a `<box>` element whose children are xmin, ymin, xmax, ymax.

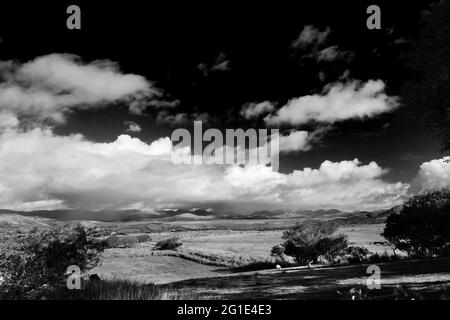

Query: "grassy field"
<box><xmin>91</xmin><ymin>255</ymin><xmax>226</xmax><ymax>284</ymax></box>
<box><xmin>92</xmin><ymin>223</ymin><xmax>397</xmax><ymax>285</ymax></box>
<box><xmin>153</xmin><ymin>230</ymin><xmax>284</xmax><ymax>262</ymax></box>
<box><xmin>338</xmin><ymin>224</ymin><xmax>395</xmax><ymax>254</ymax></box>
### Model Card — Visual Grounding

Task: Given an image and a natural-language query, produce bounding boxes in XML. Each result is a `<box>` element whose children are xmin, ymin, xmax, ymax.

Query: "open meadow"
<box><xmin>92</xmin><ymin>222</ymin><xmax>396</xmax><ymax>285</ymax></box>
<box><xmin>90</xmin><ymin>219</ymin><xmax>450</xmax><ymax>299</ymax></box>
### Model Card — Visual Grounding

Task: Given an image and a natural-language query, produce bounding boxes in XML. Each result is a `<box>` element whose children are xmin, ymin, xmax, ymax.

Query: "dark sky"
<box><xmin>0</xmin><ymin>0</ymin><xmax>447</xmax><ymax>184</ymax></box>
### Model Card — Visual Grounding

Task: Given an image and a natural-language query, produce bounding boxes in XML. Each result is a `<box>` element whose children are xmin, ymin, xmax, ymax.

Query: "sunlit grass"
<box><xmin>45</xmin><ymin>279</ymin><xmax>200</xmax><ymax>300</ymax></box>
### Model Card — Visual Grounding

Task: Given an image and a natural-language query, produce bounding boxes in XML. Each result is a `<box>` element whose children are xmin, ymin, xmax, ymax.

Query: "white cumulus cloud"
<box><xmin>278</xmin><ymin>130</ymin><xmax>311</xmax><ymax>152</ymax></box>
<box><xmin>292</xmin><ymin>25</ymin><xmax>330</xmax><ymax>48</ymax></box>
<box><xmin>124</xmin><ymin>121</ymin><xmax>142</xmax><ymax>133</ymax></box>
<box><xmin>0</xmin><ymin>54</ymin><xmax>156</xmax><ymax>124</ymax></box>
<box><xmin>240</xmin><ymin>101</ymin><xmax>275</xmax><ymax>119</ymax></box>
<box><xmin>412</xmin><ymin>157</ymin><xmax>450</xmax><ymax>193</ymax></box>
<box><xmin>265</xmin><ymin>80</ymin><xmax>397</xmax><ymax>125</ymax></box>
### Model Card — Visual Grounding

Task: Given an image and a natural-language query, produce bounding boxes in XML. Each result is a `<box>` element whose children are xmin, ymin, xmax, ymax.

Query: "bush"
<box><xmin>315</xmin><ymin>234</ymin><xmax>348</xmax><ymax>262</ymax></box>
<box><xmin>368</xmin><ymin>251</ymin><xmax>396</xmax><ymax>263</ymax></box>
<box><xmin>0</xmin><ymin>224</ymin><xmax>105</xmax><ymax>299</ymax></box>
<box><xmin>382</xmin><ymin>189</ymin><xmax>450</xmax><ymax>257</ymax></box>
<box><xmin>105</xmin><ymin>235</ymin><xmax>120</xmax><ymax>248</ymax></box>
<box><xmin>277</xmin><ymin>220</ymin><xmax>348</xmax><ymax>265</ymax></box>
<box><xmin>154</xmin><ymin>237</ymin><xmax>182</xmax><ymax>251</ymax></box>
<box><xmin>136</xmin><ymin>234</ymin><xmax>152</xmax><ymax>243</ymax></box>
<box><xmin>106</xmin><ymin>235</ymin><xmax>139</xmax><ymax>248</ymax></box>
<box><xmin>345</xmin><ymin>246</ymin><xmax>371</xmax><ymax>264</ymax></box>
<box><xmin>270</xmin><ymin>244</ymin><xmax>285</xmax><ymax>261</ymax></box>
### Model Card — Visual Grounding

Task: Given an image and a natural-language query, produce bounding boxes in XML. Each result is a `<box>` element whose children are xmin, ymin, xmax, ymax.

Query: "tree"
<box><xmin>0</xmin><ymin>224</ymin><xmax>105</xmax><ymax>299</ymax></box>
<box><xmin>382</xmin><ymin>189</ymin><xmax>450</xmax><ymax>257</ymax></box>
<box><xmin>270</xmin><ymin>244</ymin><xmax>285</xmax><ymax>262</ymax></box>
<box><xmin>403</xmin><ymin>0</ymin><xmax>450</xmax><ymax>152</ymax></box>
<box><xmin>316</xmin><ymin>234</ymin><xmax>349</xmax><ymax>262</ymax></box>
<box><xmin>278</xmin><ymin>220</ymin><xmax>348</xmax><ymax>264</ymax></box>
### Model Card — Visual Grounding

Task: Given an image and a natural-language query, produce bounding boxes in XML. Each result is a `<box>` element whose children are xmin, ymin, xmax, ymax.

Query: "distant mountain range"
<box><xmin>0</xmin><ymin>206</ymin><xmax>402</xmax><ymax>223</ymax></box>
<box><xmin>247</xmin><ymin>209</ymin><xmax>344</xmax><ymax>219</ymax></box>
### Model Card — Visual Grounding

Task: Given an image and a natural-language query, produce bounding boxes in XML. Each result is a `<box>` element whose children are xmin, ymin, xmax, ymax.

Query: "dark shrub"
<box><xmin>0</xmin><ymin>224</ymin><xmax>105</xmax><ymax>299</ymax></box>
<box><xmin>278</xmin><ymin>220</ymin><xmax>348</xmax><ymax>264</ymax></box>
<box><xmin>368</xmin><ymin>251</ymin><xmax>395</xmax><ymax>263</ymax></box>
<box><xmin>154</xmin><ymin>237</ymin><xmax>182</xmax><ymax>251</ymax></box>
<box><xmin>382</xmin><ymin>189</ymin><xmax>450</xmax><ymax>257</ymax></box>
<box><xmin>119</xmin><ymin>236</ymin><xmax>138</xmax><ymax>247</ymax></box>
<box><xmin>106</xmin><ymin>235</ymin><xmax>138</xmax><ymax>248</ymax></box>
<box><xmin>270</xmin><ymin>244</ymin><xmax>285</xmax><ymax>261</ymax></box>
<box><xmin>345</xmin><ymin>246</ymin><xmax>371</xmax><ymax>263</ymax></box>
<box><xmin>316</xmin><ymin>234</ymin><xmax>349</xmax><ymax>262</ymax></box>
<box><xmin>136</xmin><ymin>234</ymin><xmax>152</xmax><ymax>243</ymax></box>
<box><xmin>105</xmin><ymin>235</ymin><xmax>120</xmax><ymax>248</ymax></box>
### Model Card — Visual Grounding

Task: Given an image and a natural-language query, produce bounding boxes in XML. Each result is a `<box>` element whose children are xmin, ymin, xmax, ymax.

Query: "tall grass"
<box><xmin>44</xmin><ymin>279</ymin><xmax>200</xmax><ymax>300</ymax></box>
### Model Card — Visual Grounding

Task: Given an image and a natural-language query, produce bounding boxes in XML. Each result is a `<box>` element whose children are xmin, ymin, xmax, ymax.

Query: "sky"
<box><xmin>0</xmin><ymin>1</ymin><xmax>449</xmax><ymax>213</ymax></box>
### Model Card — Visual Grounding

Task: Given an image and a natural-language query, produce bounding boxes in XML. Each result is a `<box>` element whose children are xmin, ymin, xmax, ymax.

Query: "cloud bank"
<box><xmin>0</xmin><ymin>126</ymin><xmax>409</xmax><ymax>212</ymax></box>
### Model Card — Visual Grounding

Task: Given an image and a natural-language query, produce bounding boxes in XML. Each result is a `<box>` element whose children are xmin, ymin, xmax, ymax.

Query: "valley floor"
<box><xmin>86</xmin><ymin>224</ymin><xmax>450</xmax><ymax>300</ymax></box>
<box><xmin>92</xmin><ymin>224</ymin><xmax>395</xmax><ymax>285</ymax></box>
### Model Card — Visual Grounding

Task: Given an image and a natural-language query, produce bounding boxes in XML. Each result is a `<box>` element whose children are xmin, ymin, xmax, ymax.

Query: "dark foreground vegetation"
<box><xmin>383</xmin><ymin>189</ymin><xmax>450</xmax><ymax>257</ymax></box>
<box><xmin>44</xmin><ymin>279</ymin><xmax>199</xmax><ymax>300</ymax></box>
<box><xmin>0</xmin><ymin>224</ymin><xmax>104</xmax><ymax>299</ymax></box>
<box><xmin>0</xmin><ymin>224</ymin><xmax>196</xmax><ymax>300</ymax></box>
